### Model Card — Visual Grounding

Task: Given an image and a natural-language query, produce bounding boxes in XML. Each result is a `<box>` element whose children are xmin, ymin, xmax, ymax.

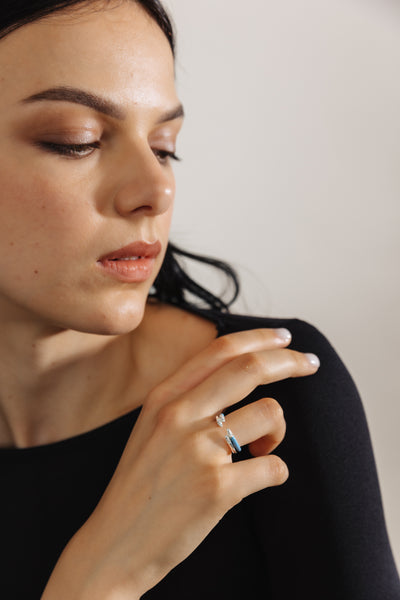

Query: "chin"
<box><xmin>47</xmin><ymin>297</ymin><xmax>148</xmax><ymax>336</ymax></box>
<box><xmin>90</xmin><ymin>304</ymin><xmax>148</xmax><ymax>336</ymax></box>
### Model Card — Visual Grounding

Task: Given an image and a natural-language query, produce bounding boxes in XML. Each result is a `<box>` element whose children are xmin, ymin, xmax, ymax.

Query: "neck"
<box><xmin>0</xmin><ymin>315</ymin><xmax>136</xmax><ymax>449</ymax></box>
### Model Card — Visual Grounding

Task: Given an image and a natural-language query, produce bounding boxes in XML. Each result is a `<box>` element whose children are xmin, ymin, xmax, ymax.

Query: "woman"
<box><xmin>0</xmin><ymin>1</ymin><xmax>399</xmax><ymax>598</ymax></box>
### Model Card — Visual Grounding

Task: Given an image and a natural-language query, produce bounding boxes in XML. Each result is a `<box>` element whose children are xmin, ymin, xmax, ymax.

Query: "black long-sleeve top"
<box><xmin>1</xmin><ymin>307</ymin><xmax>399</xmax><ymax>599</ymax></box>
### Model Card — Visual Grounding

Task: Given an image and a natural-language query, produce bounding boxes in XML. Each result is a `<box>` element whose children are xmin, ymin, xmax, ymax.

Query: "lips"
<box><xmin>98</xmin><ymin>240</ymin><xmax>162</xmax><ymax>262</ymax></box>
<box><xmin>96</xmin><ymin>240</ymin><xmax>162</xmax><ymax>283</ymax></box>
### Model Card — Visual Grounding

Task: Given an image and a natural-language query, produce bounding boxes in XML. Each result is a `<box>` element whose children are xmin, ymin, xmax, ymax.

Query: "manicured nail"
<box><xmin>275</xmin><ymin>328</ymin><xmax>292</xmax><ymax>343</ymax></box>
<box><xmin>305</xmin><ymin>353</ymin><xmax>320</xmax><ymax>368</ymax></box>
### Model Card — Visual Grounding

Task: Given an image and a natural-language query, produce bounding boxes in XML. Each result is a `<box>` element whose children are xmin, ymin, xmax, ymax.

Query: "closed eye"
<box><xmin>152</xmin><ymin>149</ymin><xmax>182</xmax><ymax>165</ymax></box>
<box><xmin>35</xmin><ymin>142</ymin><xmax>182</xmax><ymax>164</ymax></box>
<box><xmin>35</xmin><ymin>141</ymin><xmax>101</xmax><ymax>158</ymax></box>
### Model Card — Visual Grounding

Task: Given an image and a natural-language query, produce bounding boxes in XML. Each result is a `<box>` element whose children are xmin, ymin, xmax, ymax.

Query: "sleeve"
<box><xmin>236</xmin><ymin>317</ymin><xmax>400</xmax><ymax>599</ymax></box>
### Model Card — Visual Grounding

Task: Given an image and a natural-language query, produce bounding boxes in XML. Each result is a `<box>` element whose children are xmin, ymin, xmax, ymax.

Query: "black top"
<box><xmin>1</xmin><ymin>307</ymin><xmax>399</xmax><ymax>599</ymax></box>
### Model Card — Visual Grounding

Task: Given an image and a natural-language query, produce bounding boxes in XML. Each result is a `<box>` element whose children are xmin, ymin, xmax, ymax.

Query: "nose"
<box><xmin>111</xmin><ymin>142</ymin><xmax>174</xmax><ymax>217</ymax></box>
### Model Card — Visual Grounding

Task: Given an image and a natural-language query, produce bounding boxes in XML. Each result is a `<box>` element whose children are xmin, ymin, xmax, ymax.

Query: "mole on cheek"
<box><xmin>34</xmin><ymin>270</ymin><xmax>39</xmax><ymax>275</ymax></box>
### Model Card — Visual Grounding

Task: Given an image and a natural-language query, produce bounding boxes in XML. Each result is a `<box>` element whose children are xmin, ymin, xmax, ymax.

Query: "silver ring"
<box><xmin>225</xmin><ymin>428</ymin><xmax>242</xmax><ymax>454</ymax></box>
<box><xmin>215</xmin><ymin>413</ymin><xmax>242</xmax><ymax>454</ymax></box>
<box><xmin>216</xmin><ymin>413</ymin><xmax>225</xmax><ymax>427</ymax></box>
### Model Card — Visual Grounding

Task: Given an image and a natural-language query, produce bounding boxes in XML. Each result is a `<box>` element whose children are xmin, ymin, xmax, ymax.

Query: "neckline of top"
<box><xmin>0</xmin><ymin>305</ymin><xmax>228</xmax><ymax>456</ymax></box>
<box><xmin>0</xmin><ymin>404</ymin><xmax>143</xmax><ymax>457</ymax></box>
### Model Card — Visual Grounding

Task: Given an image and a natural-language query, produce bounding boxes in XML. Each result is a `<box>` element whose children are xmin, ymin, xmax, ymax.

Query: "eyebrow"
<box><xmin>18</xmin><ymin>85</ymin><xmax>185</xmax><ymax>124</ymax></box>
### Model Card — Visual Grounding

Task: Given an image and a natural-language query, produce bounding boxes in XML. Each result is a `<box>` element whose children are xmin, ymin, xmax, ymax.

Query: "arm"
<box><xmin>242</xmin><ymin>318</ymin><xmax>400</xmax><ymax>599</ymax></box>
<box><xmin>40</xmin><ymin>327</ymin><xmax>318</xmax><ymax>599</ymax></box>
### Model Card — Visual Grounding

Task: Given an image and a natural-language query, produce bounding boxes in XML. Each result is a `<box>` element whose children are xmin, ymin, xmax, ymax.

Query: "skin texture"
<box><xmin>0</xmin><ymin>2</ymin><xmax>321</xmax><ymax>597</ymax></box>
<box><xmin>0</xmin><ymin>0</ymin><xmax>185</xmax><ymax>447</ymax></box>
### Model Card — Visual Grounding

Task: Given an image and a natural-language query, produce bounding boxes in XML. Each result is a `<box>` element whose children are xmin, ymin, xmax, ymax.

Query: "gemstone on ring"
<box><xmin>225</xmin><ymin>428</ymin><xmax>242</xmax><ymax>454</ymax></box>
<box><xmin>216</xmin><ymin>413</ymin><xmax>225</xmax><ymax>427</ymax></box>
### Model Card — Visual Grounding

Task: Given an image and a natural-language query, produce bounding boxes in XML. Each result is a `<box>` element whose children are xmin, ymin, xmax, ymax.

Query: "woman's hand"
<box><xmin>41</xmin><ymin>327</ymin><xmax>320</xmax><ymax>600</ymax></box>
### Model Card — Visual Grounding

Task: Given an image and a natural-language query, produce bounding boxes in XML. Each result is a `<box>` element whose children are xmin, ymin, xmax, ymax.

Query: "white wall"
<box><xmin>165</xmin><ymin>0</ymin><xmax>400</xmax><ymax>571</ymax></box>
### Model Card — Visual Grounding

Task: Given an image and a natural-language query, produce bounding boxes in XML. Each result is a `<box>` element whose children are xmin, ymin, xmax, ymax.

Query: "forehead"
<box><xmin>0</xmin><ymin>1</ymin><xmax>177</xmax><ymax>116</ymax></box>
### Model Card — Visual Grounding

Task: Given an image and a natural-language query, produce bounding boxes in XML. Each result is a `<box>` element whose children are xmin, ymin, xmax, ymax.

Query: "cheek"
<box><xmin>0</xmin><ymin>166</ymin><xmax>90</xmax><ymax>267</ymax></box>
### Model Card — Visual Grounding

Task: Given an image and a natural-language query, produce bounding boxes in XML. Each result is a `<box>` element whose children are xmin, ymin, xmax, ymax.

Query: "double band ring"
<box><xmin>215</xmin><ymin>413</ymin><xmax>242</xmax><ymax>454</ymax></box>
<box><xmin>225</xmin><ymin>429</ymin><xmax>242</xmax><ymax>454</ymax></box>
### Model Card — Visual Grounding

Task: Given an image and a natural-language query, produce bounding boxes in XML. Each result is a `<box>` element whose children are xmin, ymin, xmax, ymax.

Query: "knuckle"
<box><xmin>146</xmin><ymin>383</ymin><xmax>171</xmax><ymax>409</ymax></box>
<box><xmin>258</xmin><ymin>397</ymin><xmax>284</xmax><ymax>423</ymax></box>
<box><xmin>236</xmin><ymin>351</ymin><xmax>265</xmax><ymax>375</ymax></box>
<box><xmin>155</xmin><ymin>399</ymin><xmax>184</xmax><ymax>431</ymax></box>
<box><xmin>211</xmin><ymin>333</ymin><xmax>237</xmax><ymax>356</ymax></box>
<box><xmin>267</xmin><ymin>455</ymin><xmax>289</xmax><ymax>485</ymax></box>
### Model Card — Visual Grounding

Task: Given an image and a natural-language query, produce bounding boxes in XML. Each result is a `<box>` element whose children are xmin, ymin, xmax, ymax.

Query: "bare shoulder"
<box><xmin>142</xmin><ymin>300</ymin><xmax>219</xmax><ymax>361</ymax></box>
<box><xmin>124</xmin><ymin>300</ymin><xmax>220</xmax><ymax>403</ymax></box>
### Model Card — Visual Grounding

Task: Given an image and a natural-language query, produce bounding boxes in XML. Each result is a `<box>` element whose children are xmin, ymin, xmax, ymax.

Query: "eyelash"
<box><xmin>37</xmin><ymin>141</ymin><xmax>182</xmax><ymax>164</ymax></box>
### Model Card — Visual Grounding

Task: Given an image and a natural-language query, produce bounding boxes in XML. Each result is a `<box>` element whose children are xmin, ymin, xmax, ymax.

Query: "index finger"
<box><xmin>180</xmin><ymin>346</ymin><xmax>318</xmax><ymax>420</ymax></box>
<box><xmin>150</xmin><ymin>328</ymin><xmax>292</xmax><ymax>405</ymax></box>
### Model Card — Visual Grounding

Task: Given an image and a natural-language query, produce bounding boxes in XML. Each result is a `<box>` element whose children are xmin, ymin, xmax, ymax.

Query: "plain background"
<box><xmin>163</xmin><ymin>0</ymin><xmax>400</xmax><ymax>572</ymax></box>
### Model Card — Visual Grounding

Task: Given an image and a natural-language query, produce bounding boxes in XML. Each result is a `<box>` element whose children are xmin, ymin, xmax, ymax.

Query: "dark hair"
<box><xmin>0</xmin><ymin>0</ymin><xmax>240</xmax><ymax>312</ymax></box>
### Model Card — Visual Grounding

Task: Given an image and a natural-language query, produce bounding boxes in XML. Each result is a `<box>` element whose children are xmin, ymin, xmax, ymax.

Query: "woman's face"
<box><xmin>0</xmin><ymin>0</ymin><xmax>182</xmax><ymax>335</ymax></box>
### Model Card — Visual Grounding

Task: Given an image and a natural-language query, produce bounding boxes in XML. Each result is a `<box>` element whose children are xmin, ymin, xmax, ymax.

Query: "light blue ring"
<box><xmin>225</xmin><ymin>428</ymin><xmax>242</xmax><ymax>454</ymax></box>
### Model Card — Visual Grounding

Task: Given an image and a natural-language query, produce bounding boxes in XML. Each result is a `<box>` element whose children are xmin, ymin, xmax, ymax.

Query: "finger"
<box><xmin>150</xmin><ymin>328</ymin><xmax>293</xmax><ymax>406</ymax></box>
<box><xmin>123</xmin><ymin>330</ymin><xmax>291</xmax><ymax>456</ymax></box>
<box><xmin>181</xmin><ymin>348</ymin><xmax>319</xmax><ymax>419</ymax></box>
<box><xmin>248</xmin><ymin>435</ymin><xmax>282</xmax><ymax>458</ymax></box>
<box><xmin>224</xmin><ymin>454</ymin><xmax>289</xmax><ymax>505</ymax></box>
<box><xmin>222</xmin><ymin>397</ymin><xmax>286</xmax><ymax>455</ymax></box>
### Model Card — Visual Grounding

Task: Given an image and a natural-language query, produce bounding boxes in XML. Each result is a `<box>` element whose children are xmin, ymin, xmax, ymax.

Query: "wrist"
<box><xmin>41</xmin><ymin>520</ymin><xmax>158</xmax><ymax>600</ymax></box>
<box><xmin>40</xmin><ymin>529</ymin><xmax>141</xmax><ymax>600</ymax></box>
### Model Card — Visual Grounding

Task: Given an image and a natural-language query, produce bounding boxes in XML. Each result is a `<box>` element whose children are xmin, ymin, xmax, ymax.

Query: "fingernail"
<box><xmin>305</xmin><ymin>353</ymin><xmax>320</xmax><ymax>368</ymax></box>
<box><xmin>275</xmin><ymin>328</ymin><xmax>292</xmax><ymax>343</ymax></box>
